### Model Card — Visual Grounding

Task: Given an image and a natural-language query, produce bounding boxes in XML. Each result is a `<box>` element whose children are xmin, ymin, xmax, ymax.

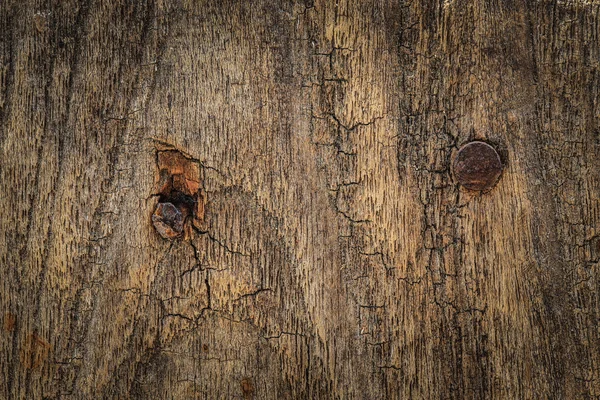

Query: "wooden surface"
<box><xmin>1</xmin><ymin>0</ymin><xmax>600</xmax><ymax>398</ymax></box>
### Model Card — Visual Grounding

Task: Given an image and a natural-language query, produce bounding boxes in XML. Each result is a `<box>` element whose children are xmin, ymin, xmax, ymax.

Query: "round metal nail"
<box><xmin>152</xmin><ymin>202</ymin><xmax>185</xmax><ymax>239</ymax></box>
<box><xmin>453</xmin><ymin>141</ymin><xmax>503</xmax><ymax>191</ymax></box>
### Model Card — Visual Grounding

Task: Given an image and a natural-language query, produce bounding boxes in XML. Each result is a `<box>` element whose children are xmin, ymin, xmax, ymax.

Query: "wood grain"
<box><xmin>1</xmin><ymin>0</ymin><xmax>599</xmax><ymax>398</ymax></box>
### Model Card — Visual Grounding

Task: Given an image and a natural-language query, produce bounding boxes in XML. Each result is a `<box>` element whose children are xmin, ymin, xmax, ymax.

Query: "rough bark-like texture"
<box><xmin>1</xmin><ymin>0</ymin><xmax>599</xmax><ymax>399</ymax></box>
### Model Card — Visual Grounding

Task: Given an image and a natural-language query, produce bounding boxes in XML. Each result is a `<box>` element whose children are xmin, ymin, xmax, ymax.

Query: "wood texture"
<box><xmin>1</xmin><ymin>0</ymin><xmax>600</xmax><ymax>398</ymax></box>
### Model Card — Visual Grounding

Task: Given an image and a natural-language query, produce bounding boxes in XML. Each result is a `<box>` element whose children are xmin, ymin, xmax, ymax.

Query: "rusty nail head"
<box><xmin>152</xmin><ymin>202</ymin><xmax>185</xmax><ymax>239</ymax></box>
<box><xmin>453</xmin><ymin>141</ymin><xmax>503</xmax><ymax>191</ymax></box>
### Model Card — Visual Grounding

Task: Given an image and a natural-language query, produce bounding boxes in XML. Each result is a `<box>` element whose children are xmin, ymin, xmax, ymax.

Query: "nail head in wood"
<box><xmin>453</xmin><ymin>141</ymin><xmax>503</xmax><ymax>191</ymax></box>
<box><xmin>152</xmin><ymin>202</ymin><xmax>185</xmax><ymax>239</ymax></box>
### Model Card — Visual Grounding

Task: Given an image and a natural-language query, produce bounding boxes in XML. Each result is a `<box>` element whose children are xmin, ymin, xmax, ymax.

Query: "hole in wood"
<box><xmin>152</xmin><ymin>145</ymin><xmax>205</xmax><ymax>239</ymax></box>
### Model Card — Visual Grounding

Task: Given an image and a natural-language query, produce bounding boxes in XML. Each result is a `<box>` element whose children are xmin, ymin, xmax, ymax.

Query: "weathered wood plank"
<box><xmin>1</xmin><ymin>0</ymin><xmax>599</xmax><ymax>398</ymax></box>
